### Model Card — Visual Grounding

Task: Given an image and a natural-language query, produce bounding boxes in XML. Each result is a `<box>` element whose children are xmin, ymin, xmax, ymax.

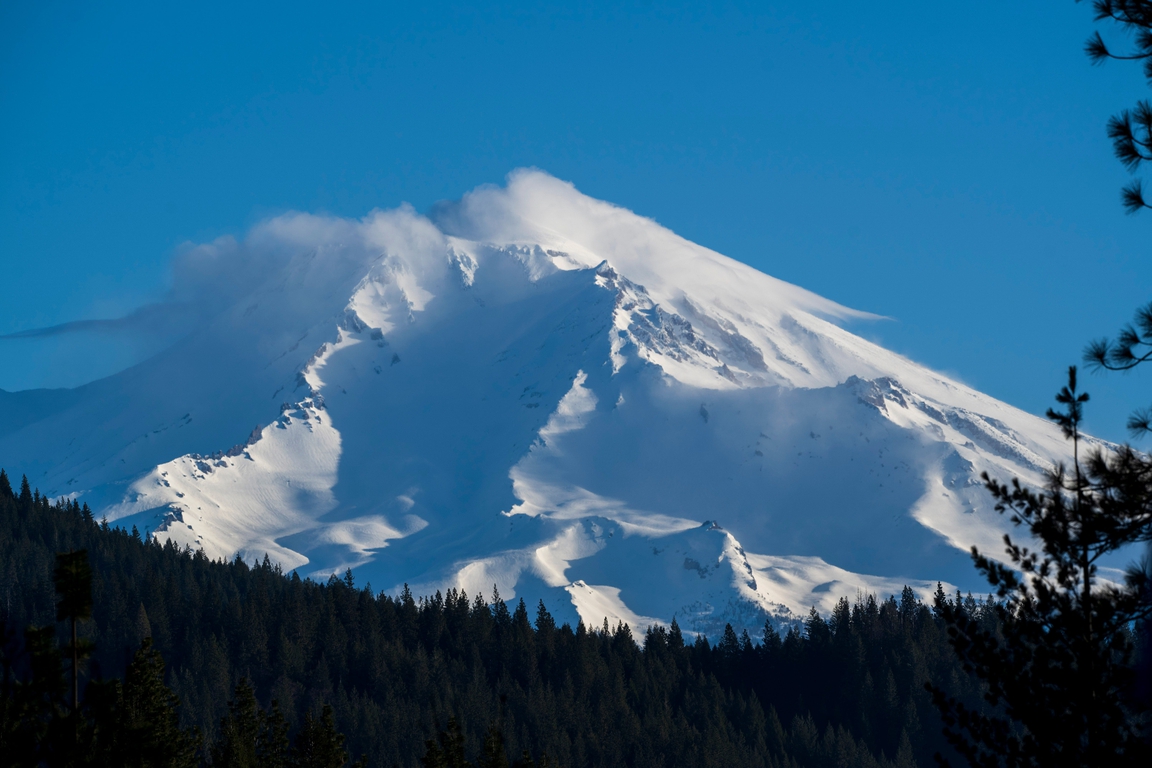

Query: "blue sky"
<box><xmin>1</xmin><ymin>0</ymin><xmax>1148</xmax><ymax>442</ymax></box>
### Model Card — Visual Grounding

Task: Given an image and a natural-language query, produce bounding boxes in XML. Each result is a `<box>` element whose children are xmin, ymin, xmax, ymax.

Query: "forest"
<box><xmin>0</xmin><ymin>467</ymin><xmax>1000</xmax><ymax>768</ymax></box>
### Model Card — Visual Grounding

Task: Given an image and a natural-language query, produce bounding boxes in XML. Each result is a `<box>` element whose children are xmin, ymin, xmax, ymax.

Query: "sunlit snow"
<box><xmin>0</xmin><ymin>170</ymin><xmax>1101</xmax><ymax>637</ymax></box>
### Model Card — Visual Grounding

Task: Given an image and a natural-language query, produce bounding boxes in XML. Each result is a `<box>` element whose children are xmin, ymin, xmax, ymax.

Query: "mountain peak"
<box><xmin>0</xmin><ymin>171</ymin><xmax>1082</xmax><ymax>636</ymax></box>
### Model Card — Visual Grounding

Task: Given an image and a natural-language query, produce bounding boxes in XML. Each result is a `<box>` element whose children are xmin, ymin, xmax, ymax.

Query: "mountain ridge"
<box><xmin>0</xmin><ymin>170</ymin><xmax>1091</xmax><ymax>637</ymax></box>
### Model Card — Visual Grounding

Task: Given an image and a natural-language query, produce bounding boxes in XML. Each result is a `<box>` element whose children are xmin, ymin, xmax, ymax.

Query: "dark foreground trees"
<box><xmin>0</xmin><ymin>536</ymin><xmax>363</xmax><ymax>768</ymax></box>
<box><xmin>929</xmin><ymin>368</ymin><xmax>1152</xmax><ymax>766</ymax></box>
<box><xmin>1</xmin><ymin>467</ymin><xmax>998</xmax><ymax>767</ymax></box>
<box><xmin>1</xmin><ymin>545</ymin><xmax>202</xmax><ymax>767</ymax></box>
<box><xmin>921</xmin><ymin>7</ymin><xmax>1152</xmax><ymax>764</ymax></box>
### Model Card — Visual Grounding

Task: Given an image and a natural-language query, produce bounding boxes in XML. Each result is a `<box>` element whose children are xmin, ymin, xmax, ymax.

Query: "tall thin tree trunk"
<box><xmin>72</xmin><ymin>614</ymin><xmax>78</xmax><ymax>714</ymax></box>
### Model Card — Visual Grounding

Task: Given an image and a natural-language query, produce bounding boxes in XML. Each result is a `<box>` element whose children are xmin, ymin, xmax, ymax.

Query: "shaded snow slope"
<box><xmin>0</xmin><ymin>170</ymin><xmax>1095</xmax><ymax>636</ymax></box>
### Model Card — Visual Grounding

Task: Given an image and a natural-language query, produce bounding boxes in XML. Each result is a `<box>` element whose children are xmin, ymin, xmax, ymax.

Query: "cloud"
<box><xmin>0</xmin><ymin>203</ymin><xmax>450</xmax><ymax>392</ymax></box>
<box><xmin>0</xmin><ymin>302</ymin><xmax>200</xmax><ymax>341</ymax></box>
<box><xmin>2</xmin><ymin>169</ymin><xmax>877</xmax><ymax>392</ymax></box>
<box><xmin>432</xmin><ymin>168</ymin><xmax>879</xmax><ymax>324</ymax></box>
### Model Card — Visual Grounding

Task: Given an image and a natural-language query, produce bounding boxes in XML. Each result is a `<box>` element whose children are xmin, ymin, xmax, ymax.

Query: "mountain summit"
<box><xmin>0</xmin><ymin>170</ymin><xmax>1084</xmax><ymax>635</ymax></box>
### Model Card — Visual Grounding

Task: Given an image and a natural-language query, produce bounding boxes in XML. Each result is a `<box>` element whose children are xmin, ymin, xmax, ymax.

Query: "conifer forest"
<box><xmin>0</xmin><ymin>466</ymin><xmax>1002</xmax><ymax>768</ymax></box>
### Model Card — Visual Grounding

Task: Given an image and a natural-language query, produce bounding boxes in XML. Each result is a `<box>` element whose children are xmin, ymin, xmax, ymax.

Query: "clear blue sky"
<box><xmin>1</xmin><ymin>0</ymin><xmax>1148</xmax><ymax>442</ymax></box>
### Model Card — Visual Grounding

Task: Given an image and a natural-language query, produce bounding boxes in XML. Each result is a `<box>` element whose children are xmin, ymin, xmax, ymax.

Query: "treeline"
<box><xmin>0</xmin><ymin>470</ymin><xmax>992</xmax><ymax>767</ymax></box>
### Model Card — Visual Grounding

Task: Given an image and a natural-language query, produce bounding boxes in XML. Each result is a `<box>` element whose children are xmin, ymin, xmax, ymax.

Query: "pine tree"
<box><xmin>534</xmin><ymin>600</ymin><xmax>556</xmax><ymax>634</ymax></box>
<box><xmin>18</xmin><ymin>474</ymin><xmax>31</xmax><ymax>507</ymax></box>
<box><xmin>54</xmin><ymin>549</ymin><xmax>93</xmax><ymax>716</ymax></box>
<box><xmin>290</xmin><ymin>704</ymin><xmax>349</xmax><ymax>768</ymax></box>
<box><xmin>209</xmin><ymin>681</ymin><xmax>293</xmax><ymax>768</ymax></box>
<box><xmin>668</xmin><ymin>617</ymin><xmax>684</xmax><ymax>650</ymax></box>
<box><xmin>1083</xmin><ymin>2</ymin><xmax>1152</xmax><ymax>212</ymax></box>
<box><xmin>422</xmin><ymin>718</ymin><xmax>471</xmax><ymax>768</ymax></box>
<box><xmin>116</xmin><ymin>637</ymin><xmax>201</xmax><ymax>767</ymax></box>
<box><xmin>1085</xmin><ymin>298</ymin><xmax>1152</xmax><ymax>730</ymax></box>
<box><xmin>133</xmin><ymin>603</ymin><xmax>152</xmax><ymax>646</ymax></box>
<box><xmin>512</xmin><ymin>749</ymin><xmax>555</xmax><ymax>768</ymax></box>
<box><xmin>893</xmin><ymin>730</ymin><xmax>916</xmax><ymax>768</ymax></box>
<box><xmin>477</xmin><ymin>723</ymin><xmax>510</xmax><ymax>768</ymax></box>
<box><xmin>762</xmin><ymin>617</ymin><xmax>782</xmax><ymax>653</ymax></box>
<box><xmin>929</xmin><ymin>368</ymin><xmax>1152</xmax><ymax>766</ymax></box>
<box><xmin>260</xmin><ymin>700</ymin><xmax>292</xmax><ymax>768</ymax></box>
<box><xmin>0</xmin><ymin>625</ymin><xmax>64</xmax><ymax>765</ymax></box>
<box><xmin>212</xmin><ymin>678</ymin><xmax>262</xmax><ymax>768</ymax></box>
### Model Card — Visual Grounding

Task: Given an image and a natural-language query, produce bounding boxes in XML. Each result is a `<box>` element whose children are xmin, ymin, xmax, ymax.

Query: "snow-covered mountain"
<box><xmin>0</xmin><ymin>170</ymin><xmax>1089</xmax><ymax>636</ymax></box>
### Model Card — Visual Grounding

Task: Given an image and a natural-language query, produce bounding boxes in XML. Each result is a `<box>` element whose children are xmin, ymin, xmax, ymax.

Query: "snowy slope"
<box><xmin>0</xmin><ymin>170</ymin><xmax>1093</xmax><ymax>637</ymax></box>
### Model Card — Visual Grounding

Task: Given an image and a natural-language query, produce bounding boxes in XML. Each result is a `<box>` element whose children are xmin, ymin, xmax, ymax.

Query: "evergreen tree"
<box><xmin>116</xmin><ymin>637</ymin><xmax>201</xmax><ymax>767</ymax></box>
<box><xmin>1086</xmin><ymin>300</ymin><xmax>1152</xmax><ymax>434</ymax></box>
<box><xmin>511</xmin><ymin>751</ymin><xmax>556</xmax><ymax>768</ymax></box>
<box><xmin>929</xmin><ymin>367</ymin><xmax>1152</xmax><ymax>766</ymax></box>
<box><xmin>260</xmin><ymin>700</ymin><xmax>292</xmax><ymax>768</ymax></box>
<box><xmin>1083</xmin><ymin>1</ymin><xmax>1152</xmax><ymax>212</ymax></box>
<box><xmin>422</xmin><ymin>719</ymin><xmax>471</xmax><ymax>768</ymax></box>
<box><xmin>18</xmin><ymin>474</ymin><xmax>31</xmax><ymax>507</ymax></box>
<box><xmin>477</xmin><ymin>723</ymin><xmax>510</xmax><ymax>768</ymax></box>
<box><xmin>213</xmin><ymin>678</ymin><xmax>295</xmax><ymax>768</ymax></box>
<box><xmin>1086</xmin><ymin>299</ymin><xmax>1152</xmax><ymax>721</ymax></box>
<box><xmin>212</xmin><ymin>678</ymin><xmax>262</xmax><ymax>767</ymax></box>
<box><xmin>54</xmin><ymin>549</ymin><xmax>93</xmax><ymax>715</ymax></box>
<box><xmin>289</xmin><ymin>704</ymin><xmax>354</xmax><ymax>768</ymax></box>
<box><xmin>0</xmin><ymin>625</ymin><xmax>64</xmax><ymax>766</ymax></box>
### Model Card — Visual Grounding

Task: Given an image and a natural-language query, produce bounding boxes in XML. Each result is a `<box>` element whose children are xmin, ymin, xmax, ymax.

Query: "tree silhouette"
<box><xmin>929</xmin><ymin>367</ymin><xmax>1152</xmax><ymax>766</ymax></box>
<box><xmin>289</xmin><ymin>704</ymin><xmax>360</xmax><ymax>768</ymax></box>
<box><xmin>213</xmin><ymin>678</ymin><xmax>294</xmax><ymax>768</ymax></box>
<box><xmin>422</xmin><ymin>718</ymin><xmax>472</xmax><ymax>768</ymax></box>
<box><xmin>117</xmin><ymin>637</ymin><xmax>201</xmax><ymax>767</ymax></box>
<box><xmin>1083</xmin><ymin>0</ymin><xmax>1152</xmax><ymax>211</ymax></box>
<box><xmin>54</xmin><ymin>549</ymin><xmax>92</xmax><ymax>716</ymax></box>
